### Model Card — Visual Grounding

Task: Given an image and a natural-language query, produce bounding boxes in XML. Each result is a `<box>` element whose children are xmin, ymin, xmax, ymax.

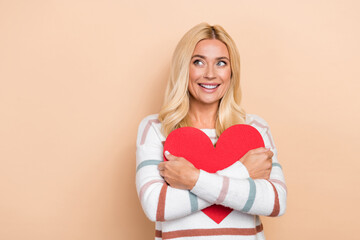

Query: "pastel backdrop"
<box><xmin>1</xmin><ymin>0</ymin><xmax>359</xmax><ymax>239</ymax></box>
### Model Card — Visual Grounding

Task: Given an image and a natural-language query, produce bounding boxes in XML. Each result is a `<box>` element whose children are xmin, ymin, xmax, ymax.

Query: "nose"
<box><xmin>203</xmin><ymin>65</ymin><xmax>216</xmax><ymax>80</ymax></box>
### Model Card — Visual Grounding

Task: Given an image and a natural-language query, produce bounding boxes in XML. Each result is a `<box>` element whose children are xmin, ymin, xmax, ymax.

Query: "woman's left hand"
<box><xmin>158</xmin><ymin>151</ymin><xmax>200</xmax><ymax>190</ymax></box>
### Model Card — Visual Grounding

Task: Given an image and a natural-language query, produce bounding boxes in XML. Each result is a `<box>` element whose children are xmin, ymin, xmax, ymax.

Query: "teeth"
<box><xmin>200</xmin><ymin>84</ymin><xmax>218</xmax><ymax>89</ymax></box>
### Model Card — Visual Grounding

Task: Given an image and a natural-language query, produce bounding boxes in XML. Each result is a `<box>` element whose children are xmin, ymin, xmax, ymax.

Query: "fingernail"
<box><xmin>165</xmin><ymin>150</ymin><xmax>170</xmax><ymax>156</ymax></box>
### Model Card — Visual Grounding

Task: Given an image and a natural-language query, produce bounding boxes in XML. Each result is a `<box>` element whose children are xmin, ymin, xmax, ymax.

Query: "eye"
<box><xmin>193</xmin><ymin>59</ymin><xmax>204</xmax><ymax>66</ymax></box>
<box><xmin>217</xmin><ymin>61</ymin><xmax>227</xmax><ymax>66</ymax></box>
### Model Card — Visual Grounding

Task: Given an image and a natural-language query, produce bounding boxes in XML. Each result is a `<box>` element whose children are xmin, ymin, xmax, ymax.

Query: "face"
<box><xmin>188</xmin><ymin>39</ymin><xmax>231</xmax><ymax>107</ymax></box>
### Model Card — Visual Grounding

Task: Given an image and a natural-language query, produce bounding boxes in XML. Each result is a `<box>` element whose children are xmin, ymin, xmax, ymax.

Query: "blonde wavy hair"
<box><xmin>158</xmin><ymin>22</ymin><xmax>247</xmax><ymax>138</ymax></box>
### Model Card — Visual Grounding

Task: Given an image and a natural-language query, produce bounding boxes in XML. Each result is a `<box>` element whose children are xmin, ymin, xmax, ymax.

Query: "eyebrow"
<box><xmin>191</xmin><ymin>54</ymin><xmax>230</xmax><ymax>61</ymax></box>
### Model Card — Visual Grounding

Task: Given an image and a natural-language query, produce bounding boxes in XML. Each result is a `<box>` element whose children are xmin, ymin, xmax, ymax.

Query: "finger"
<box><xmin>164</xmin><ymin>150</ymin><xmax>177</xmax><ymax>161</ymax></box>
<box><xmin>266</xmin><ymin>150</ymin><xmax>274</xmax><ymax>159</ymax></box>
<box><xmin>265</xmin><ymin>172</ymin><xmax>270</xmax><ymax>180</ymax></box>
<box><xmin>250</xmin><ymin>147</ymin><xmax>271</xmax><ymax>154</ymax></box>
<box><xmin>158</xmin><ymin>163</ymin><xmax>164</xmax><ymax>171</ymax></box>
<box><xmin>253</xmin><ymin>151</ymin><xmax>270</xmax><ymax>159</ymax></box>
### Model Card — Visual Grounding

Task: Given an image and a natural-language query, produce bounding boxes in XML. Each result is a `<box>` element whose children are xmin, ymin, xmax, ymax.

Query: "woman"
<box><xmin>136</xmin><ymin>23</ymin><xmax>287</xmax><ymax>240</ymax></box>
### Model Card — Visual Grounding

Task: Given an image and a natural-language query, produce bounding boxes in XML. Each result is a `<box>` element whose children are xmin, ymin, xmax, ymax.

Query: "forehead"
<box><xmin>192</xmin><ymin>39</ymin><xmax>229</xmax><ymax>58</ymax></box>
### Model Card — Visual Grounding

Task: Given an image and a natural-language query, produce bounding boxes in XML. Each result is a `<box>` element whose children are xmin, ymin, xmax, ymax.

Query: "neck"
<box><xmin>188</xmin><ymin>98</ymin><xmax>219</xmax><ymax>129</ymax></box>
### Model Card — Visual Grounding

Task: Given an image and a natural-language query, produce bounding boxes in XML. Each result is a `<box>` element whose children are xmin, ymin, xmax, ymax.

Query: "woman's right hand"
<box><xmin>239</xmin><ymin>147</ymin><xmax>273</xmax><ymax>179</ymax></box>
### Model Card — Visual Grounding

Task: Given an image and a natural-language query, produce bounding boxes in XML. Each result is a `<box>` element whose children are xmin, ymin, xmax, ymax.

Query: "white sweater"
<box><xmin>136</xmin><ymin>113</ymin><xmax>287</xmax><ymax>240</ymax></box>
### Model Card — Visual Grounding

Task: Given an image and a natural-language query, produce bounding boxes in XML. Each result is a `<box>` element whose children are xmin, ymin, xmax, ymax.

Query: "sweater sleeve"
<box><xmin>136</xmin><ymin>116</ymin><xmax>210</xmax><ymax>222</ymax></box>
<box><xmin>136</xmin><ymin>116</ymin><xmax>251</xmax><ymax>222</ymax></box>
<box><xmin>190</xmin><ymin>117</ymin><xmax>287</xmax><ymax>217</ymax></box>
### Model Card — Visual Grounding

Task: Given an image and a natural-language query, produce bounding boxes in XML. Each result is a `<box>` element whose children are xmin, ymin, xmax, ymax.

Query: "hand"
<box><xmin>239</xmin><ymin>147</ymin><xmax>273</xmax><ymax>179</ymax></box>
<box><xmin>158</xmin><ymin>151</ymin><xmax>200</xmax><ymax>190</ymax></box>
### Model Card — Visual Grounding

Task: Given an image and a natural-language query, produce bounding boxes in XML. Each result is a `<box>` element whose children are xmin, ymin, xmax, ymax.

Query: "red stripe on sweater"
<box><xmin>215</xmin><ymin>176</ymin><xmax>230</xmax><ymax>204</ymax></box>
<box><xmin>140</xmin><ymin>119</ymin><xmax>160</xmax><ymax>145</ymax></box>
<box><xmin>156</xmin><ymin>182</ymin><xmax>168</xmax><ymax>221</ymax></box>
<box><xmin>269</xmin><ymin>178</ymin><xmax>287</xmax><ymax>193</ymax></box>
<box><xmin>256</xmin><ymin>223</ymin><xmax>264</xmax><ymax>232</ymax></box>
<box><xmin>267</xmin><ymin>180</ymin><xmax>280</xmax><ymax>216</ymax></box>
<box><xmin>161</xmin><ymin>225</ymin><xmax>264</xmax><ymax>239</ymax></box>
<box><xmin>155</xmin><ymin>229</ymin><xmax>162</xmax><ymax>238</ymax></box>
<box><xmin>139</xmin><ymin>179</ymin><xmax>164</xmax><ymax>202</ymax></box>
<box><xmin>248</xmin><ymin>119</ymin><xmax>275</xmax><ymax>149</ymax></box>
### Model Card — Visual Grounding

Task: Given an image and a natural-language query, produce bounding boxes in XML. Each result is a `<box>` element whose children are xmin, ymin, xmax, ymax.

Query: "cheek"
<box><xmin>189</xmin><ymin>66</ymin><xmax>203</xmax><ymax>81</ymax></box>
<box><xmin>219</xmin><ymin>69</ymin><xmax>231</xmax><ymax>95</ymax></box>
<box><xmin>220</xmin><ymin>68</ymin><xmax>231</xmax><ymax>83</ymax></box>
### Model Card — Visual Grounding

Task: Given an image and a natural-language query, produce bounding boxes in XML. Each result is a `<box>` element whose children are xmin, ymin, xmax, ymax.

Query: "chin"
<box><xmin>199</xmin><ymin>98</ymin><xmax>221</xmax><ymax>105</ymax></box>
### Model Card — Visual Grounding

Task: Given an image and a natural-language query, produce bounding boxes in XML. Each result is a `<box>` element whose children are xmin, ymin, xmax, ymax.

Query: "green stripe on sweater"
<box><xmin>136</xmin><ymin>160</ymin><xmax>162</xmax><ymax>172</ymax></box>
<box><xmin>242</xmin><ymin>178</ymin><xmax>256</xmax><ymax>212</ymax></box>
<box><xmin>272</xmin><ymin>163</ymin><xmax>282</xmax><ymax>169</ymax></box>
<box><xmin>188</xmin><ymin>192</ymin><xmax>198</xmax><ymax>213</ymax></box>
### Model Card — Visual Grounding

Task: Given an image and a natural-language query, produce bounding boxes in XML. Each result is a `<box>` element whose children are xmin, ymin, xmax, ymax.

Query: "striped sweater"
<box><xmin>136</xmin><ymin>113</ymin><xmax>287</xmax><ymax>240</ymax></box>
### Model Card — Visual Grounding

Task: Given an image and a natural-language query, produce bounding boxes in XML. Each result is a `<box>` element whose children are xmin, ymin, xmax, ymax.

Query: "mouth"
<box><xmin>198</xmin><ymin>83</ymin><xmax>220</xmax><ymax>90</ymax></box>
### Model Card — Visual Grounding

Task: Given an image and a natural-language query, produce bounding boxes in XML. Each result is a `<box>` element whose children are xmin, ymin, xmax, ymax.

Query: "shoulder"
<box><xmin>138</xmin><ymin>113</ymin><xmax>161</xmax><ymax>127</ymax></box>
<box><xmin>246</xmin><ymin>113</ymin><xmax>277</xmax><ymax>149</ymax></box>
<box><xmin>137</xmin><ymin>113</ymin><xmax>165</xmax><ymax>145</ymax></box>
<box><xmin>245</xmin><ymin>113</ymin><xmax>271</xmax><ymax>133</ymax></box>
<box><xmin>246</xmin><ymin>113</ymin><xmax>269</xmax><ymax>125</ymax></box>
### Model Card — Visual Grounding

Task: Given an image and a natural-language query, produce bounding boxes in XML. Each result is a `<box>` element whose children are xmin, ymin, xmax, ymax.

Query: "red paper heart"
<box><xmin>163</xmin><ymin>124</ymin><xmax>264</xmax><ymax>224</ymax></box>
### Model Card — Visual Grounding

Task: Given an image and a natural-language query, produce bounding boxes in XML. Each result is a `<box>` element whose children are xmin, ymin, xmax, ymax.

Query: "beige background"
<box><xmin>1</xmin><ymin>0</ymin><xmax>359</xmax><ymax>239</ymax></box>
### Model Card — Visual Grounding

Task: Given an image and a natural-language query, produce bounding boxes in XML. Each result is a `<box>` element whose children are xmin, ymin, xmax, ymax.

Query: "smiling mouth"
<box><xmin>198</xmin><ymin>83</ymin><xmax>220</xmax><ymax>90</ymax></box>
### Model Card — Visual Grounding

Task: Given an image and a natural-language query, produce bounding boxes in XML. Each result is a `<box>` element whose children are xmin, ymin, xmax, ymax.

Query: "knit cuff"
<box><xmin>190</xmin><ymin>169</ymin><xmax>223</xmax><ymax>203</ymax></box>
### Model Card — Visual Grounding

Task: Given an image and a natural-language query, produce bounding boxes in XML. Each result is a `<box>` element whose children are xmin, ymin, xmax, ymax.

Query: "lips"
<box><xmin>198</xmin><ymin>83</ymin><xmax>220</xmax><ymax>90</ymax></box>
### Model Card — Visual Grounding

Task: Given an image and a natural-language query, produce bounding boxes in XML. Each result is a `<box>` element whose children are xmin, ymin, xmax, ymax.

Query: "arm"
<box><xmin>190</xmin><ymin>120</ymin><xmax>287</xmax><ymax>217</ymax></box>
<box><xmin>136</xmin><ymin>116</ymin><xmax>249</xmax><ymax>222</ymax></box>
<box><xmin>136</xmin><ymin>116</ymin><xmax>254</xmax><ymax>222</ymax></box>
